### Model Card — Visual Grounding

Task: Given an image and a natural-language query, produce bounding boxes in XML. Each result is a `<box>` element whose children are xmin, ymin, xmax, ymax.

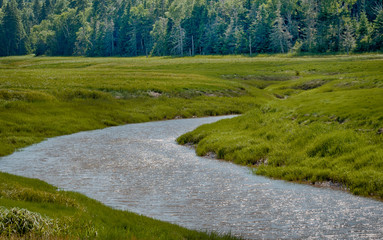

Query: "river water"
<box><xmin>1</xmin><ymin>116</ymin><xmax>383</xmax><ymax>239</ymax></box>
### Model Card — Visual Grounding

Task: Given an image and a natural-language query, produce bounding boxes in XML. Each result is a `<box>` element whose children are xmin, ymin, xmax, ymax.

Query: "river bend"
<box><xmin>1</xmin><ymin>116</ymin><xmax>383</xmax><ymax>239</ymax></box>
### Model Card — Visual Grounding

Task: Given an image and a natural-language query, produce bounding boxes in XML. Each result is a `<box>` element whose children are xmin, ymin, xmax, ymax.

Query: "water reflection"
<box><xmin>1</xmin><ymin>116</ymin><xmax>383</xmax><ymax>239</ymax></box>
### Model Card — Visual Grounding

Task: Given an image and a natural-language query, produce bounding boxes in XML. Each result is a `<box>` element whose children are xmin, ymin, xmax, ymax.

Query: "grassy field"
<box><xmin>1</xmin><ymin>54</ymin><xmax>383</xmax><ymax>238</ymax></box>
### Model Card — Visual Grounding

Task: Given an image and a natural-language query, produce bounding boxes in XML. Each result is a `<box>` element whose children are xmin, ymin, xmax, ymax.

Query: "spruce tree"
<box><xmin>372</xmin><ymin>10</ymin><xmax>383</xmax><ymax>50</ymax></box>
<box><xmin>249</xmin><ymin>4</ymin><xmax>271</xmax><ymax>53</ymax></box>
<box><xmin>16</xmin><ymin>0</ymin><xmax>23</xmax><ymax>10</ymax></box>
<box><xmin>302</xmin><ymin>0</ymin><xmax>318</xmax><ymax>52</ymax></box>
<box><xmin>270</xmin><ymin>3</ymin><xmax>292</xmax><ymax>53</ymax></box>
<box><xmin>150</xmin><ymin>17</ymin><xmax>169</xmax><ymax>56</ymax></box>
<box><xmin>2</xmin><ymin>0</ymin><xmax>27</xmax><ymax>56</ymax></box>
<box><xmin>32</xmin><ymin>0</ymin><xmax>41</xmax><ymax>24</ymax></box>
<box><xmin>342</xmin><ymin>21</ymin><xmax>356</xmax><ymax>54</ymax></box>
<box><xmin>356</xmin><ymin>11</ymin><xmax>371</xmax><ymax>51</ymax></box>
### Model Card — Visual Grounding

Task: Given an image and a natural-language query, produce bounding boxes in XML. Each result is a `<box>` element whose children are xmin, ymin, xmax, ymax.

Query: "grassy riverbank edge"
<box><xmin>0</xmin><ymin>171</ymin><xmax>241</xmax><ymax>240</ymax></box>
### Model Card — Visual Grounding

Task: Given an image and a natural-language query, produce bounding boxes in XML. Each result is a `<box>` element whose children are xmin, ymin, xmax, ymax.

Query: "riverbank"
<box><xmin>0</xmin><ymin>172</ymin><xmax>240</xmax><ymax>239</ymax></box>
<box><xmin>1</xmin><ymin>54</ymin><xmax>383</xmax><ymax>238</ymax></box>
<box><xmin>0</xmin><ymin>55</ymin><xmax>261</xmax><ymax>239</ymax></box>
<box><xmin>176</xmin><ymin>55</ymin><xmax>383</xmax><ymax>199</ymax></box>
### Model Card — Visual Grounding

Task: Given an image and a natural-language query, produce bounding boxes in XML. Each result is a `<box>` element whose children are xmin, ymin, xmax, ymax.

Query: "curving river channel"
<box><xmin>1</xmin><ymin>116</ymin><xmax>383</xmax><ymax>239</ymax></box>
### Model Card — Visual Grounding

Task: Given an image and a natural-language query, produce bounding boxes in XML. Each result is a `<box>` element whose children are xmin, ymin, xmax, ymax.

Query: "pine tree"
<box><xmin>302</xmin><ymin>0</ymin><xmax>318</xmax><ymax>52</ymax></box>
<box><xmin>41</xmin><ymin>0</ymin><xmax>53</xmax><ymax>19</ymax></box>
<box><xmin>150</xmin><ymin>17</ymin><xmax>168</xmax><ymax>56</ymax></box>
<box><xmin>16</xmin><ymin>0</ymin><xmax>23</xmax><ymax>10</ymax></box>
<box><xmin>249</xmin><ymin>4</ymin><xmax>271</xmax><ymax>53</ymax></box>
<box><xmin>69</xmin><ymin>0</ymin><xmax>89</xmax><ymax>12</ymax></box>
<box><xmin>32</xmin><ymin>0</ymin><xmax>41</xmax><ymax>24</ymax></box>
<box><xmin>372</xmin><ymin>10</ymin><xmax>383</xmax><ymax>50</ymax></box>
<box><xmin>127</xmin><ymin>4</ymin><xmax>152</xmax><ymax>56</ymax></box>
<box><xmin>1</xmin><ymin>0</ymin><xmax>27</xmax><ymax>56</ymax></box>
<box><xmin>116</xmin><ymin>3</ymin><xmax>131</xmax><ymax>56</ymax></box>
<box><xmin>270</xmin><ymin>3</ymin><xmax>292</xmax><ymax>53</ymax></box>
<box><xmin>74</xmin><ymin>22</ymin><xmax>92</xmax><ymax>55</ymax></box>
<box><xmin>342</xmin><ymin>21</ymin><xmax>356</xmax><ymax>54</ymax></box>
<box><xmin>223</xmin><ymin>18</ymin><xmax>236</xmax><ymax>54</ymax></box>
<box><xmin>356</xmin><ymin>11</ymin><xmax>371</xmax><ymax>51</ymax></box>
<box><xmin>166</xmin><ymin>0</ymin><xmax>189</xmax><ymax>56</ymax></box>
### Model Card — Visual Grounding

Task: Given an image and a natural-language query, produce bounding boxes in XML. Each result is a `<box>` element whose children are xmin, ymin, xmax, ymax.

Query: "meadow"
<box><xmin>0</xmin><ymin>54</ymin><xmax>383</xmax><ymax>238</ymax></box>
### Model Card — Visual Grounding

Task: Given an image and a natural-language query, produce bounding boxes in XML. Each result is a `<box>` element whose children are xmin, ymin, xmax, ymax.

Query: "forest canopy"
<box><xmin>0</xmin><ymin>0</ymin><xmax>382</xmax><ymax>57</ymax></box>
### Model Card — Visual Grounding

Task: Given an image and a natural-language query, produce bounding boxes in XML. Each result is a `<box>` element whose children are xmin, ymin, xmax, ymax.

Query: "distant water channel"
<box><xmin>1</xmin><ymin>116</ymin><xmax>383</xmax><ymax>239</ymax></box>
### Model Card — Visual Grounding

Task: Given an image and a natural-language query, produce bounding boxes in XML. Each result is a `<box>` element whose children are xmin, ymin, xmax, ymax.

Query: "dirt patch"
<box><xmin>292</xmin><ymin>79</ymin><xmax>327</xmax><ymax>90</ymax></box>
<box><xmin>147</xmin><ymin>91</ymin><xmax>162</xmax><ymax>98</ymax></box>
<box><xmin>222</xmin><ymin>74</ymin><xmax>293</xmax><ymax>81</ymax></box>
<box><xmin>311</xmin><ymin>181</ymin><xmax>349</xmax><ymax>192</ymax></box>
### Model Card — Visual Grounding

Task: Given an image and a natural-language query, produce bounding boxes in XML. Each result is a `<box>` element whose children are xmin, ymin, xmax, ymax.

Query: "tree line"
<box><xmin>0</xmin><ymin>0</ymin><xmax>382</xmax><ymax>57</ymax></box>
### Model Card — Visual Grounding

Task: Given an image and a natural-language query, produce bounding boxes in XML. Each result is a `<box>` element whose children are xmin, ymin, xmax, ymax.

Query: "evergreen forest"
<box><xmin>0</xmin><ymin>0</ymin><xmax>383</xmax><ymax>57</ymax></box>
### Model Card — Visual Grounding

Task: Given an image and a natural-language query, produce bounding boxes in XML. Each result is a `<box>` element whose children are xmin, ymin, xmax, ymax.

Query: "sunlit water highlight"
<box><xmin>1</xmin><ymin>116</ymin><xmax>383</xmax><ymax>239</ymax></box>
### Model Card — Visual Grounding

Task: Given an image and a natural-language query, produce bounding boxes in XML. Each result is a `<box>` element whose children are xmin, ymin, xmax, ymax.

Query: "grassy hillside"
<box><xmin>1</xmin><ymin>54</ymin><xmax>383</xmax><ymax>238</ymax></box>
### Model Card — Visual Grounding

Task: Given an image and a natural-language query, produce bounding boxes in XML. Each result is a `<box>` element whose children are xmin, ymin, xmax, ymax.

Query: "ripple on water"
<box><xmin>1</xmin><ymin>116</ymin><xmax>383</xmax><ymax>239</ymax></box>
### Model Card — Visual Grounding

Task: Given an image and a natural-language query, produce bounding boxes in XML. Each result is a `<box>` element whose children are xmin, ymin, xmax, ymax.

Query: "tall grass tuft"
<box><xmin>0</xmin><ymin>207</ymin><xmax>59</xmax><ymax>237</ymax></box>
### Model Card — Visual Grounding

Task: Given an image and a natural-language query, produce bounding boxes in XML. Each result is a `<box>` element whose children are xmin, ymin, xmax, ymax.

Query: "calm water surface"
<box><xmin>1</xmin><ymin>116</ymin><xmax>383</xmax><ymax>239</ymax></box>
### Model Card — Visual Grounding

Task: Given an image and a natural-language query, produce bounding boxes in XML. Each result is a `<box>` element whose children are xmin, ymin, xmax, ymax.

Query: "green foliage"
<box><xmin>373</xmin><ymin>10</ymin><xmax>383</xmax><ymax>50</ymax></box>
<box><xmin>1</xmin><ymin>0</ymin><xmax>382</xmax><ymax>57</ymax></box>
<box><xmin>1</xmin><ymin>0</ymin><xmax>27</xmax><ymax>56</ymax></box>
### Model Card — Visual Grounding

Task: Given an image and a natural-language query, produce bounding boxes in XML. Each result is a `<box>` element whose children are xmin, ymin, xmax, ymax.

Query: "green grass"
<box><xmin>1</xmin><ymin>54</ymin><xmax>383</xmax><ymax>238</ymax></box>
<box><xmin>0</xmin><ymin>55</ymin><xmax>265</xmax><ymax>157</ymax></box>
<box><xmin>177</xmin><ymin>54</ymin><xmax>383</xmax><ymax>199</ymax></box>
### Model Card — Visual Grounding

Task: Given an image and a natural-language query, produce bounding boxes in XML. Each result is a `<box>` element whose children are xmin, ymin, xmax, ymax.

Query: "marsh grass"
<box><xmin>1</xmin><ymin>54</ymin><xmax>383</xmax><ymax>238</ymax></box>
<box><xmin>177</xmin><ymin>54</ymin><xmax>383</xmax><ymax>199</ymax></box>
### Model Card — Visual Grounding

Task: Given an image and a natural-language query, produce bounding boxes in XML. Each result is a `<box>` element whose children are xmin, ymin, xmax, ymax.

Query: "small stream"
<box><xmin>1</xmin><ymin>116</ymin><xmax>383</xmax><ymax>239</ymax></box>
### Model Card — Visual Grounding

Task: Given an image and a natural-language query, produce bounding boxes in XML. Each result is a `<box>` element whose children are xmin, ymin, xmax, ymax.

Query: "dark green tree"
<box><xmin>249</xmin><ymin>4</ymin><xmax>272</xmax><ymax>53</ymax></box>
<box><xmin>270</xmin><ymin>3</ymin><xmax>292</xmax><ymax>53</ymax></box>
<box><xmin>372</xmin><ymin>10</ymin><xmax>383</xmax><ymax>50</ymax></box>
<box><xmin>183</xmin><ymin>3</ymin><xmax>209</xmax><ymax>55</ymax></box>
<box><xmin>41</xmin><ymin>0</ymin><xmax>53</xmax><ymax>20</ymax></box>
<box><xmin>51</xmin><ymin>8</ymin><xmax>83</xmax><ymax>55</ymax></box>
<box><xmin>355</xmin><ymin>11</ymin><xmax>371</xmax><ymax>51</ymax></box>
<box><xmin>1</xmin><ymin>0</ymin><xmax>28</xmax><ymax>56</ymax></box>
<box><xmin>32</xmin><ymin>0</ymin><xmax>41</xmax><ymax>24</ymax></box>
<box><xmin>69</xmin><ymin>0</ymin><xmax>89</xmax><ymax>12</ymax></box>
<box><xmin>16</xmin><ymin>0</ymin><xmax>24</xmax><ymax>10</ymax></box>
<box><xmin>116</xmin><ymin>3</ymin><xmax>131</xmax><ymax>56</ymax></box>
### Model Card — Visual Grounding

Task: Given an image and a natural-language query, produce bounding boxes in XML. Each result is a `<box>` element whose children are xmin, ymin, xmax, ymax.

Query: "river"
<box><xmin>1</xmin><ymin>116</ymin><xmax>383</xmax><ymax>239</ymax></box>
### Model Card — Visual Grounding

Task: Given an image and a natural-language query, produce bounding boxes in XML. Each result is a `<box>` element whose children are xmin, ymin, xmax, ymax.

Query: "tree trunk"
<box><xmin>179</xmin><ymin>25</ymin><xmax>183</xmax><ymax>56</ymax></box>
<box><xmin>192</xmin><ymin>35</ymin><xmax>194</xmax><ymax>56</ymax></box>
<box><xmin>249</xmin><ymin>35</ymin><xmax>252</xmax><ymax>56</ymax></box>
